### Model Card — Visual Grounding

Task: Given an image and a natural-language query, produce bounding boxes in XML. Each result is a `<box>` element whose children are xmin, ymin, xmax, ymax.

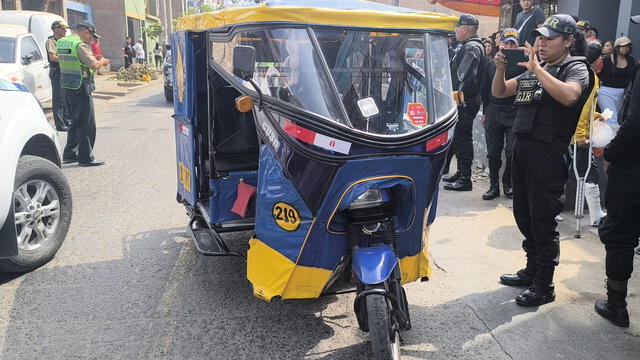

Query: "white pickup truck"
<box><xmin>0</xmin><ymin>79</ymin><xmax>72</xmax><ymax>272</ymax></box>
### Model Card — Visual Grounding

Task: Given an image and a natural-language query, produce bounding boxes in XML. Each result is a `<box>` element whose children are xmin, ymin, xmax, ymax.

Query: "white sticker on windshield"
<box><xmin>357</xmin><ymin>97</ymin><xmax>380</xmax><ymax>118</ymax></box>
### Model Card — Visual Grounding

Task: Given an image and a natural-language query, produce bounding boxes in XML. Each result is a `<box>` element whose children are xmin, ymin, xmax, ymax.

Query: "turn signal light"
<box><xmin>453</xmin><ymin>91</ymin><xmax>464</xmax><ymax>105</ymax></box>
<box><xmin>235</xmin><ymin>95</ymin><xmax>254</xmax><ymax>113</ymax></box>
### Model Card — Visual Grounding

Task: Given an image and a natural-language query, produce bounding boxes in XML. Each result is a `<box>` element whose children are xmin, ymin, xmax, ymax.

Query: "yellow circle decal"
<box><xmin>272</xmin><ymin>202</ymin><xmax>301</xmax><ymax>231</ymax></box>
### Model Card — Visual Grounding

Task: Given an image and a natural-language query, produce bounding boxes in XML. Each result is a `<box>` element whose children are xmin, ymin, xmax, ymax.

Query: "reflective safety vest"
<box><xmin>56</xmin><ymin>35</ymin><xmax>92</xmax><ymax>90</ymax></box>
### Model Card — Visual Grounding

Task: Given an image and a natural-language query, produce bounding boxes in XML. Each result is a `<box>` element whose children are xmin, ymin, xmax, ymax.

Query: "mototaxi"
<box><xmin>171</xmin><ymin>1</ymin><xmax>458</xmax><ymax>358</ymax></box>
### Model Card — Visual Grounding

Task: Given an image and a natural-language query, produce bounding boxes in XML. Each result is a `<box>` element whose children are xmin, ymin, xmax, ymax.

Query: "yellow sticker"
<box><xmin>178</xmin><ymin>162</ymin><xmax>191</xmax><ymax>192</ymax></box>
<box><xmin>272</xmin><ymin>202</ymin><xmax>300</xmax><ymax>231</ymax></box>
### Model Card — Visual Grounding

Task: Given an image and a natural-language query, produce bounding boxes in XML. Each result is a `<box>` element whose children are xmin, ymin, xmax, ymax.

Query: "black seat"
<box><xmin>212</xmin><ymin>86</ymin><xmax>259</xmax><ymax>172</ymax></box>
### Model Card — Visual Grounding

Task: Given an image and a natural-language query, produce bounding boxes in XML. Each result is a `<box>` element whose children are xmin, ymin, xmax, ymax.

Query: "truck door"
<box><xmin>19</xmin><ymin>35</ymin><xmax>50</xmax><ymax>104</ymax></box>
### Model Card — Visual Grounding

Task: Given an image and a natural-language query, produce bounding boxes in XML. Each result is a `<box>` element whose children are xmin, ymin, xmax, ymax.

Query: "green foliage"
<box><xmin>144</xmin><ymin>22</ymin><xmax>163</xmax><ymax>41</ymax></box>
<box><xmin>113</xmin><ymin>63</ymin><xmax>159</xmax><ymax>82</ymax></box>
<box><xmin>200</xmin><ymin>4</ymin><xmax>213</xmax><ymax>12</ymax></box>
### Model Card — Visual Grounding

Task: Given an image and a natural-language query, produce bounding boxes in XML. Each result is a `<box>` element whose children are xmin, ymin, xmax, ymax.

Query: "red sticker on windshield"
<box><xmin>407</xmin><ymin>103</ymin><xmax>428</xmax><ymax>125</ymax></box>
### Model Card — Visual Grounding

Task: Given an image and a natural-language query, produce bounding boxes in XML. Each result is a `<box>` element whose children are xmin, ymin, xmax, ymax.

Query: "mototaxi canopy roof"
<box><xmin>175</xmin><ymin>0</ymin><xmax>458</xmax><ymax>32</ymax></box>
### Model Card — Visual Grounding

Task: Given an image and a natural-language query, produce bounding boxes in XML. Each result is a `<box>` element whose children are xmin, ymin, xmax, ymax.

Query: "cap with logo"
<box><xmin>533</xmin><ymin>14</ymin><xmax>577</xmax><ymax>39</ymax></box>
<box><xmin>500</xmin><ymin>28</ymin><xmax>519</xmax><ymax>44</ymax></box>
<box><xmin>457</xmin><ymin>14</ymin><xmax>479</xmax><ymax>26</ymax></box>
<box><xmin>576</xmin><ymin>20</ymin><xmax>592</xmax><ymax>30</ymax></box>
<box><xmin>614</xmin><ymin>36</ymin><xmax>632</xmax><ymax>47</ymax></box>
<box><xmin>76</xmin><ymin>20</ymin><xmax>101</xmax><ymax>39</ymax></box>
<box><xmin>51</xmin><ymin>20</ymin><xmax>69</xmax><ymax>30</ymax></box>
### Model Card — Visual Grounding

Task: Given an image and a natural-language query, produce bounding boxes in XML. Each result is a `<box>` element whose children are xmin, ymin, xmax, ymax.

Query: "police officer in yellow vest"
<box><xmin>57</xmin><ymin>21</ymin><xmax>109</xmax><ymax>166</ymax></box>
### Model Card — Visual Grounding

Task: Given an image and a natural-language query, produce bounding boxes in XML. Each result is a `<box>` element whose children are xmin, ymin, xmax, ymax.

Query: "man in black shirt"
<box><xmin>515</xmin><ymin>0</ymin><xmax>545</xmax><ymax>46</ymax></box>
<box><xmin>480</xmin><ymin>28</ymin><xmax>525</xmax><ymax>200</ymax></box>
<box><xmin>594</xmin><ymin>39</ymin><xmax>640</xmax><ymax>328</ymax></box>
<box><xmin>121</xmin><ymin>36</ymin><xmax>134</xmax><ymax>69</ymax></box>
<box><xmin>443</xmin><ymin>14</ymin><xmax>485</xmax><ymax>191</ymax></box>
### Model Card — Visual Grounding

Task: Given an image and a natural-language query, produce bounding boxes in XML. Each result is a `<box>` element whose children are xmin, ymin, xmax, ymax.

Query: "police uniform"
<box><xmin>481</xmin><ymin>28</ymin><xmax>525</xmax><ymax>200</ymax></box>
<box><xmin>46</xmin><ymin>21</ymin><xmax>70</xmax><ymax>131</ymax></box>
<box><xmin>444</xmin><ymin>14</ymin><xmax>485</xmax><ymax>191</ymax></box>
<box><xmin>500</xmin><ymin>15</ymin><xmax>593</xmax><ymax>307</ymax></box>
<box><xmin>594</xmin><ymin>62</ymin><xmax>640</xmax><ymax>328</ymax></box>
<box><xmin>57</xmin><ymin>21</ymin><xmax>102</xmax><ymax>166</ymax></box>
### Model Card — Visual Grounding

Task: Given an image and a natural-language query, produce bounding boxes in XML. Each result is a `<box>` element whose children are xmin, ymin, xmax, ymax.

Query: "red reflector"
<box><xmin>426</xmin><ymin>131</ymin><xmax>448</xmax><ymax>152</ymax></box>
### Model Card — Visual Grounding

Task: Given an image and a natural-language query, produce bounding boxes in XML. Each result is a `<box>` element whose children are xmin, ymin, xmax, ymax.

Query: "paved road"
<box><xmin>1</xmin><ymin>84</ymin><xmax>639</xmax><ymax>359</ymax></box>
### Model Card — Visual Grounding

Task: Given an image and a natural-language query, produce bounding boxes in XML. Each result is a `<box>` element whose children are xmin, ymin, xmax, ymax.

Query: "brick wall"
<box><xmin>87</xmin><ymin>0</ymin><xmax>127</xmax><ymax>69</ymax></box>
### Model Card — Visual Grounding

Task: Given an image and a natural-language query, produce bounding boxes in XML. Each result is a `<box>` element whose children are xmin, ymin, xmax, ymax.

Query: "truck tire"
<box><xmin>0</xmin><ymin>156</ymin><xmax>72</xmax><ymax>272</ymax></box>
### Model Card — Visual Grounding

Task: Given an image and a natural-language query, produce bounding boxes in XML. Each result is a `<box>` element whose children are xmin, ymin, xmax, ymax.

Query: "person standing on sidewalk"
<box><xmin>443</xmin><ymin>14</ymin><xmax>485</xmax><ymax>192</ymax></box>
<box><xmin>133</xmin><ymin>38</ymin><xmax>146</xmax><ymax>64</ymax></box>
<box><xmin>121</xmin><ymin>36</ymin><xmax>134</xmax><ymax>68</ymax></box>
<box><xmin>45</xmin><ymin>20</ymin><xmax>71</xmax><ymax>131</ymax></box>
<box><xmin>153</xmin><ymin>43</ymin><xmax>163</xmax><ymax>67</ymax></box>
<box><xmin>57</xmin><ymin>21</ymin><xmax>109</xmax><ymax>167</ymax></box>
<box><xmin>493</xmin><ymin>15</ymin><xmax>592</xmax><ymax>307</ymax></box>
<box><xmin>598</xmin><ymin>36</ymin><xmax>635</xmax><ymax>126</ymax></box>
<box><xmin>594</xmin><ymin>29</ymin><xmax>640</xmax><ymax>329</ymax></box>
<box><xmin>480</xmin><ymin>28</ymin><xmax>525</xmax><ymax>200</ymax></box>
<box><xmin>515</xmin><ymin>0</ymin><xmax>545</xmax><ymax>46</ymax></box>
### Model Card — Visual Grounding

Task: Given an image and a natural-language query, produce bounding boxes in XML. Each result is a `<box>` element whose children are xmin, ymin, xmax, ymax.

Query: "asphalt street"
<box><xmin>0</xmin><ymin>83</ymin><xmax>639</xmax><ymax>359</ymax></box>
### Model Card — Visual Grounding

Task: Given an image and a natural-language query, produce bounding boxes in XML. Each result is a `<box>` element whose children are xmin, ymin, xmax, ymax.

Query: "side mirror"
<box><xmin>22</xmin><ymin>54</ymin><xmax>34</xmax><ymax>65</ymax></box>
<box><xmin>233</xmin><ymin>45</ymin><xmax>256</xmax><ymax>81</ymax></box>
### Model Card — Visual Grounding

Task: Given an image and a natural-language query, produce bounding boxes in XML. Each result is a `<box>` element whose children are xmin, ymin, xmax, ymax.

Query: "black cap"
<box><xmin>631</xmin><ymin>15</ymin><xmax>640</xmax><ymax>24</ymax></box>
<box><xmin>576</xmin><ymin>20</ymin><xmax>592</xmax><ymax>30</ymax></box>
<box><xmin>76</xmin><ymin>20</ymin><xmax>101</xmax><ymax>39</ymax></box>
<box><xmin>51</xmin><ymin>20</ymin><xmax>69</xmax><ymax>30</ymax></box>
<box><xmin>585</xmin><ymin>41</ymin><xmax>603</xmax><ymax>64</ymax></box>
<box><xmin>533</xmin><ymin>14</ymin><xmax>577</xmax><ymax>39</ymax></box>
<box><xmin>457</xmin><ymin>14</ymin><xmax>479</xmax><ymax>26</ymax></box>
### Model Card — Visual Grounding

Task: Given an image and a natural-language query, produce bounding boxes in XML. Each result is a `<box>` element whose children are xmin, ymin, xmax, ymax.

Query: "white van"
<box><xmin>0</xmin><ymin>11</ymin><xmax>68</xmax><ymax>105</ymax></box>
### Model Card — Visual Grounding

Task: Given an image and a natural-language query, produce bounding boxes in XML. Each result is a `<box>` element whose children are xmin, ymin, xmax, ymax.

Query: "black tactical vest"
<box><xmin>513</xmin><ymin>57</ymin><xmax>594</xmax><ymax>145</ymax></box>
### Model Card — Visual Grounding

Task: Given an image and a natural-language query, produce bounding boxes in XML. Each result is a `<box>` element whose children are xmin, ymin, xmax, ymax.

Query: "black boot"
<box><xmin>500</xmin><ymin>257</ymin><xmax>535</xmax><ymax>286</ymax></box>
<box><xmin>482</xmin><ymin>179</ymin><xmax>500</xmax><ymax>200</ymax></box>
<box><xmin>595</xmin><ymin>280</ymin><xmax>629</xmax><ymax>327</ymax></box>
<box><xmin>515</xmin><ymin>282</ymin><xmax>556</xmax><ymax>307</ymax></box>
<box><xmin>443</xmin><ymin>176</ymin><xmax>472</xmax><ymax>191</ymax></box>
<box><xmin>503</xmin><ymin>182</ymin><xmax>513</xmax><ymax>198</ymax></box>
<box><xmin>515</xmin><ymin>266</ymin><xmax>555</xmax><ymax>307</ymax></box>
<box><xmin>442</xmin><ymin>172</ymin><xmax>459</xmax><ymax>183</ymax></box>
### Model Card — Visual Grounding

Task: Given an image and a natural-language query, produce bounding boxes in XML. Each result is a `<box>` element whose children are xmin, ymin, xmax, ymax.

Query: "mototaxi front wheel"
<box><xmin>366</xmin><ymin>294</ymin><xmax>401</xmax><ymax>360</ymax></box>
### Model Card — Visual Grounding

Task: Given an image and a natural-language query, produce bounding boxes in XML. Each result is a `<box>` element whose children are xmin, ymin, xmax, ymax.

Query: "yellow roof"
<box><xmin>175</xmin><ymin>3</ymin><xmax>457</xmax><ymax>32</ymax></box>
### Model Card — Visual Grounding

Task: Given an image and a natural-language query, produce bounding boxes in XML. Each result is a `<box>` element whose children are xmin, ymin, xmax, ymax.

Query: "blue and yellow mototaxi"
<box><xmin>172</xmin><ymin>1</ymin><xmax>457</xmax><ymax>358</ymax></box>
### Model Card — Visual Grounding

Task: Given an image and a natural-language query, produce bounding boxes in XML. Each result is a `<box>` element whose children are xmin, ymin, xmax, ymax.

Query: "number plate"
<box><xmin>272</xmin><ymin>202</ymin><xmax>301</xmax><ymax>231</ymax></box>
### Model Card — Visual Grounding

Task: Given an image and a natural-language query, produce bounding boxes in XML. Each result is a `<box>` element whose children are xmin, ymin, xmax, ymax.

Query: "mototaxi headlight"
<box><xmin>348</xmin><ymin>189</ymin><xmax>383</xmax><ymax>210</ymax></box>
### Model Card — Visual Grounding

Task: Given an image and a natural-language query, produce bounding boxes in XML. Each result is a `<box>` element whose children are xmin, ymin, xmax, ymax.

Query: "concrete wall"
<box><xmin>89</xmin><ymin>0</ymin><xmax>127</xmax><ymax>69</ymax></box>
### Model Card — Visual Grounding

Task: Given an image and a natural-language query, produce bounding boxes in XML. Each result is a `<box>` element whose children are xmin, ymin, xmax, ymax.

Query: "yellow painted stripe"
<box><xmin>176</xmin><ymin>5</ymin><xmax>457</xmax><ymax>32</ymax></box>
<box><xmin>398</xmin><ymin>218</ymin><xmax>432</xmax><ymax>284</ymax></box>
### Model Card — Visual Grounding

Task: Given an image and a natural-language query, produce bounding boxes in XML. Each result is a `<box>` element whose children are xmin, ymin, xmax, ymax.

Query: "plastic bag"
<box><xmin>591</xmin><ymin>120</ymin><xmax>615</xmax><ymax>147</ymax></box>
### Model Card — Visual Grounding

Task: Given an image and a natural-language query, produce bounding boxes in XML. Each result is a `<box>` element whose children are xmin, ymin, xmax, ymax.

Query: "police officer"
<box><xmin>492</xmin><ymin>14</ymin><xmax>592</xmax><ymax>306</ymax></box>
<box><xmin>57</xmin><ymin>21</ymin><xmax>109</xmax><ymax>167</ymax></box>
<box><xmin>443</xmin><ymin>14</ymin><xmax>485</xmax><ymax>191</ymax></box>
<box><xmin>45</xmin><ymin>20</ymin><xmax>71</xmax><ymax>131</ymax></box>
<box><xmin>480</xmin><ymin>28</ymin><xmax>525</xmax><ymax>200</ymax></box>
<box><xmin>594</xmin><ymin>37</ymin><xmax>640</xmax><ymax>328</ymax></box>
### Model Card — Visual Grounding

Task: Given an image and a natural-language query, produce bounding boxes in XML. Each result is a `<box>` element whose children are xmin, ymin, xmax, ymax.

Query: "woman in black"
<box><xmin>598</xmin><ymin>36</ymin><xmax>635</xmax><ymax>126</ymax></box>
<box><xmin>492</xmin><ymin>14</ymin><xmax>592</xmax><ymax>307</ymax></box>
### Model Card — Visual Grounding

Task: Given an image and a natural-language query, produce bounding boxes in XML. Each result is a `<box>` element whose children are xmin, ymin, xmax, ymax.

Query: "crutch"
<box><xmin>572</xmin><ymin>98</ymin><xmax>596</xmax><ymax>238</ymax></box>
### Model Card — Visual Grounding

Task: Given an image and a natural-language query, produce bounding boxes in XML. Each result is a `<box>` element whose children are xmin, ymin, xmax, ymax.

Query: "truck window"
<box><xmin>20</xmin><ymin>36</ymin><xmax>42</xmax><ymax>62</ymax></box>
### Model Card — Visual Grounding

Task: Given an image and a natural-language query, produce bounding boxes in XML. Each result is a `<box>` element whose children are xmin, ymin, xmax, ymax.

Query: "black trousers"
<box><xmin>49</xmin><ymin>68</ymin><xmax>69</xmax><ymax>129</ymax></box>
<box><xmin>598</xmin><ymin>161</ymin><xmax>640</xmax><ymax>281</ymax></box>
<box><xmin>452</xmin><ymin>97</ymin><xmax>481</xmax><ymax>177</ymax></box>
<box><xmin>512</xmin><ymin>136</ymin><xmax>568</xmax><ymax>274</ymax></box>
<box><xmin>62</xmin><ymin>82</ymin><xmax>96</xmax><ymax>163</ymax></box>
<box><xmin>124</xmin><ymin>56</ymin><xmax>132</xmax><ymax>68</ymax></box>
<box><xmin>485</xmin><ymin>103</ymin><xmax>515</xmax><ymax>185</ymax></box>
<box><xmin>569</xmin><ymin>146</ymin><xmax>600</xmax><ymax>183</ymax></box>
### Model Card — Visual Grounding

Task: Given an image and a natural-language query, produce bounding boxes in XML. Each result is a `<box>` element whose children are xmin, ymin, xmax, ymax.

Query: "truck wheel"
<box><xmin>0</xmin><ymin>156</ymin><xmax>72</xmax><ymax>272</ymax></box>
<box><xmin>366</xmin><ymin>294</ymin><xmax>401</xmax><ymax>360</ymax></box>
<box><xmin>164</xmin><ymin>85</ymin><xmax>173</xmax><ymax>102</ymax></box>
